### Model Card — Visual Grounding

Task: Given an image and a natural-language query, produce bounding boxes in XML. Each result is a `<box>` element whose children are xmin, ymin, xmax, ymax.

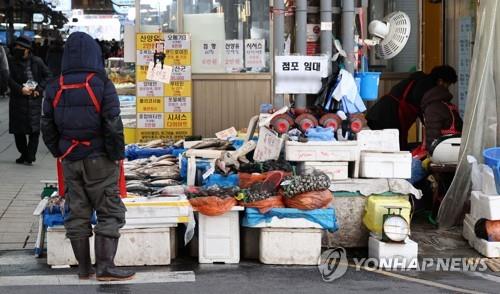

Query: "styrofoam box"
<box><xmin>368</xmin><ymin>237</ymin><xmax>418</xmax><ymax>269</ymax></box>
<box><xmin>198</xmin><ymin>207</ymin><xmax>243</xmax><ymax>264</ymax></box>
<box><xmin>245</xmin><ymin>216</ymin><xmax>323</xmax><ymax>229</ymax></box>
<box><xmin>285</xmin><ymin>141</ymin><xmax>359</xmax><ymax>162</ymax></box>
<box><xmin>297</xmin><ymin>161</ymin><xmax>348</xmax><ymax>181</ymax></box>
<box><xmin>360</xmin><ymin>151</ymin><xmax>411</xmax><ymax>179</ymax></box>
<box><xmin>260</xmin><ymin>228</ymin><xmax>322</xmax><ymax>265</ymax></box>
<box><xmin>357</xmin><ymin>129</ymin><xmax>400</xmax><ymax>152</ymax></box>
<box><xmin>47</xmin><ymin>225</ymin><xmax>175</xmax><ymax>266</ymax></box>
<box><xmin>463</xmin><ymin>214</ymin><xmax>500</xmax><ymax>258</ymax></box>
<box><xmin>470</xmin><ymin>190</ymin><xmax>500</xmax><ymax>220</ymax></box>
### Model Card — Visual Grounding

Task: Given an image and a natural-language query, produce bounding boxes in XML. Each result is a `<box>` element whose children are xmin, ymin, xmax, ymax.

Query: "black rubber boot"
<box><xmin>95</xmin><ymin>235</ymin><xmax>135</xmax><ymax>281</ymax></box>
<box><xmin>70</xmin><ymin>238</ymin><xmax>95</xmax><ymax>279</ymax></box>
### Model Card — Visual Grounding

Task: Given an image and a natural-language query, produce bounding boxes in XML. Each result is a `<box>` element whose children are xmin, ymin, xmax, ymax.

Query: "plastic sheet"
<box><xmin>240</xmin><ymin>195</ymin><xmax>285</xmax><ymax>213</ymax></box>
<box><xmin>283</xmin><ymin>190</ymin><xmax>333</xmax><ymax>210</ymax></box>
<box><xmin>242</xmin><ymin>208</ymin><xmax>338</xmax><ymax>231</ymax></box>
<box><xmin>438</xmin><ymin>1</ymin><xmax>500</xmax><ymax>227</ymax></box>
<box><xmin>189</xmin><ymin>196</ymin><xmax>237</xmax><ymax>216</ymax></box>
<box><xmin>305</xmin><ymin>126</ymin><xmax>336</xmax><ymax>141</ymax></box>
<box><xmin>125</xmin><ymin>145</ymin><xmax>174</xmax><ymax>160</ymax></box>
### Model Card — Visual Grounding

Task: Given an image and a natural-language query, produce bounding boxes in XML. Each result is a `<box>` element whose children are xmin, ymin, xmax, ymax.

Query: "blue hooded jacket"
<box><xmin>41</xmin><ymin>32</ymin><xmax>125</xmax><ymax>161</ymax></box>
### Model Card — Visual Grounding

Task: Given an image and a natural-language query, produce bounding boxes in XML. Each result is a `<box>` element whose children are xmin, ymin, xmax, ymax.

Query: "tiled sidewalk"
<box><xmin>0</xmin><ymin>97</ymin><xmax>56</xmax><ymax>250</ymax></box>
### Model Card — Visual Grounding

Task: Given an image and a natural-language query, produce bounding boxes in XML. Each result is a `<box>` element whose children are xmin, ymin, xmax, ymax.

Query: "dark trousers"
<box><xmin>62</xmin><ymin>156</ymin><xmax>126</xmax><ymax>240</ymax></box>
<box><xmin>14</xmin><ymin>133</ymin><xmax>39</xmax><ymax>161</ymax></box>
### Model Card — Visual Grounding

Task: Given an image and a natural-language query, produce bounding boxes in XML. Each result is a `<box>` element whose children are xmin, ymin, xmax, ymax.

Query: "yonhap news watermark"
<box><xmin>318</xmin><ymin>248</ymin><xmax>489</xmax><ymax>282</ymax></box>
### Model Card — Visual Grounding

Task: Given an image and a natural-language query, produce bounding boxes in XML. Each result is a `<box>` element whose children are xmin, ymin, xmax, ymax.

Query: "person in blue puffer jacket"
<box><xmin>41</xmin><ymin>32</ymin><xmax>134</xmax><ymax>281</ymax></box>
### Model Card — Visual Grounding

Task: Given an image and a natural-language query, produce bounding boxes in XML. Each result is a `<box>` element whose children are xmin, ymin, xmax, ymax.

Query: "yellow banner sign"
<box><xmin>136</xmin><ymin>128</ymin><xmax>193</xmax><ymax>142</ymax></box>
<box><xmin>137</xmin><ymin>97</ymin><xmax>164</xmax><ymax>113</ymax></box>
<box><xmin>165</xmin><ymin>112</ymin><xmax>192</xmax><ymax>129</ymax></box>
<box><xmin>164</xmin><ymin>81</ymin><xmax>192</xmax><ymax>97</ymax></box>
<box><xmin>136</xmin><ymin>64</ymin><xmax>149</xmax><ymax>82</ymax></box>
<box><xmin>136</xmin><ymin>33</ymin><xmax>163</xmax><ymax>50</ymax></box>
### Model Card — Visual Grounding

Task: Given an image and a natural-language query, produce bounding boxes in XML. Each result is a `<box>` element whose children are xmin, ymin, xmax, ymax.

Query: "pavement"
<box><xmin>0</xmin><ymin>96</ymin><xmax>56</xmax><ymax>251</ymax></box>
<box><xmin>0</xmin><ymin>96</ymin><xmax>500</xmax><ymax>293</ymax></box>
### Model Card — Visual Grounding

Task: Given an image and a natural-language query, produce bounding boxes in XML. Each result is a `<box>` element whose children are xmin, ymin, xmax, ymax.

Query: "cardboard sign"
<box><xmin>224</xmin><ymin>40</ymin><xmax>243</xmax><ymax>69</ymax></box>
<box><xmin>275</xmin><ymin>55</ymin><xmax>329</xmax><ymax>94</ymax></box>
<box><xmin>200</xmin><ymin>40</ymin><xmax>223</xmax><ymax>68</ymax></box>
<box><xmin>244</xmin><ymin>39</ymin><xmax>266</xmax><ymax>68</ymax></box>
<box><xmin>253</xmin><ymin>127</ymin><xmax>283</xmax><ymax>162</ymax></box>
<box><xmin>137</xmin><ymin>81</ymin><xmax>164</xmax><ymax>97</ymax></box>
<box><xmin>137</xmin><ymin>97</ymin><xmax>164</xmax><ymax>113</ymax></box>
<box><xmin>215</xmin><ymin>127</ymin><xmax>238</xmax><ymax>140</ymax></box>
<box><xmin>165</xmin><ymin>112</ymin><xmax>192</xmax><ymax>129</ymax></box>
<box><xmin>146</xmin><ymin>62</ymin><xmax>173</xmax><ymax>84</ymax></box>
<box><xmin>165</xmin><ymin>96</ymin><xmax>192</xmax><ymax>113</ymax></box>
<box><xmin>137</xmin><ymin>113</ymin><xmax>164</xmax><ymax>129</ymax></box>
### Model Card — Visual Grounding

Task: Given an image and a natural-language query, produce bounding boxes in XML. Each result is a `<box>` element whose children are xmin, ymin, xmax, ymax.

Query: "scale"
<box><xmin>382</xmin><ymin>206</ymin><xmax>410</xmax><ymax>243</ymax></box>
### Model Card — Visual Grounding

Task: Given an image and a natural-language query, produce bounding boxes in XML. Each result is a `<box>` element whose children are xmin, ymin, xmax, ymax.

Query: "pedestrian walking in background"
<box><xmin>0</xmin><ymin>44</ymin><xmax>9</xmax><ymax>96</ymax></box>
<box><xmin>41</xmin><ymin>32</ymin><xmax>134</xmax><ymax>281</ymax></box>
<box><xmin>45</xmin><ymin>39</ymin><xmax>64</xmax><ymax>76</ymax></box>
<box><xmin>8</xmin><ymin>35</ymin><xmax>51</xmax><ymax>165</ymax></box>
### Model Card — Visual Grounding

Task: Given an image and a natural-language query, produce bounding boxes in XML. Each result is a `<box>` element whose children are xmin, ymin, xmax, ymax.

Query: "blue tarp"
<box><xmin>43</xmin><ymin>208</ymin><xmax>97</xmax><ymax>228</ymax></box>
<box><xmin>242</xmin><ymin>207</ymin><xmax>338</xmax><ymax>231</ymax></box>
<box><xmin>125</xmin><ymin>145</ymin><xmax>174</xmax><ymax>160</ymax></box>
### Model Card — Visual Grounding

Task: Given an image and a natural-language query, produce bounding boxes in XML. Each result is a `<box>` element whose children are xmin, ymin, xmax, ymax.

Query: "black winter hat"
<box><xmin>15</xmin><ymin>35</ymin><xmax>32</xmax><ymax>49</ymax></box>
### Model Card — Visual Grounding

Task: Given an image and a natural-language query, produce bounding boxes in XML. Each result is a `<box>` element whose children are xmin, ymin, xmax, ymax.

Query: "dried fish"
<box><xmin>148</xmin><ymin>179</ymin><xmax>181</xmax><ymax>187</ymax></box>
<box><xmin>190</xmin><ymin>139</ymin><xmax>234</xmax><ymax>150</ymax></box>
<box><xmin>125</xmin><ymin>172</ymin><xmax>141</xmax><ymax>180</ymax></box>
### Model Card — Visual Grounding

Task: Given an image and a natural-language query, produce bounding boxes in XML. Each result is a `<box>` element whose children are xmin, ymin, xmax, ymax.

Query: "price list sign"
<box><xmin>136</xmin><ymin>33</ymin><xmax>193</xmax><ymax>142</ymax></box>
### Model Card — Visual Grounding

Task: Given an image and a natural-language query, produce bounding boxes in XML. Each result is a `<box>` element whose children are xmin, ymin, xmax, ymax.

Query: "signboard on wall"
<box><xmin>224</xmin><ymin>40</ymin><xmax>244</xmax><ymax>69</ymax></box>
<box><xmin>244</xmin><ymin>39</ymin><xmax>266</xmax><ymax>68</ymax></box>
<box><xmin>136</xmin><ymin>33</ymin><xmax>193</xmax><ymax>141</ymax></box>
<box><xmin>274</xmin><ymin>55</ymin><xmax>329</xmax><ymax>94</ymax></box>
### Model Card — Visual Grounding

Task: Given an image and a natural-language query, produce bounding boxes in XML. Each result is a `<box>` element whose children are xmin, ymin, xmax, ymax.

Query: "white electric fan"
<box><xmin>362</xmin><ymin>11</ymin><xmax>412</xmax><ymax>59</ymax></box>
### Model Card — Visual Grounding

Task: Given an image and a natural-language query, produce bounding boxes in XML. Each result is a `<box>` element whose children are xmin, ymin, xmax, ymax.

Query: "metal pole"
<box><xmin>320</xmin><ymin>0</ymin><xmax>333</xmax><ymax>73</ymax></box>
<box><xmin>273</xmin><ymin>0</ymin><xmax>285</xmax><ymax>108</ymax></box>
<box><xmin>342</xmin><ymin>0</ymin><xmax>355</xmax><ymax>73</ymax></box>
<box><xmin>295</xmin><ymin>0</ymin><xmax>307</xmax><ymax>110</ymax></box>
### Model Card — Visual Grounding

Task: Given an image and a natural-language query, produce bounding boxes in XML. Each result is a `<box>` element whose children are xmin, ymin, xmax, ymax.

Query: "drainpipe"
<box><xmin>273</xmin><ymin>0</ymin><xmax>285</xmax><ymax>108</ymax></box>
<box><xmin>294</xmin><ymin>0</ymin><xmax>307</xmax><ymax>111</ymax></box>
<box><xmin>342</xmin><ymin>0</ymin><xmax>355</xmax><ymax>73</ymax></box>
<box><xmin>320</xmin><ymin>0</ymin><xmax>333</xmax><ymax>73</ymax></box>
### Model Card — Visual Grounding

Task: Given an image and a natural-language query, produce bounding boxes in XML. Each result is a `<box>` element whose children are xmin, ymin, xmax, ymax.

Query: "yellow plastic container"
<box><xmin>124</xmin><ymin>128</ymin><xmax>137</xmax><ymax>145</ymax></box>
<box><xmin>362</xmin><ymin>195</ymin><xmax>411</xmax><ymax>234</ymax></box>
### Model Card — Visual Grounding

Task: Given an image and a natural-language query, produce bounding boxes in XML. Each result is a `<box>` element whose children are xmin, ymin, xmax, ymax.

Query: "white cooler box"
<box><xmin>360</xmin><ymin>151</ymin><xmax>411</xmax><ymax>179</ymax></box>
<box><xmin>285</xmin><ymin>141</ymin><xmax>359</xmax><ymax>162</ymax></box>
<box><xmin>198</xmin><ymin>207</ymin><xmax>243</xmax><ymax>264</ymax></box>
<box><xmin>259</xmin><ymin>228</ymin><xmax>322</xmax><ymax>265</ymax></box>
<box><xmin>124</xmin><ymin>197</ymin><xmax>191</xmax><ymax>226</ymax></box>
<box><xmin>470</xmin><ymin>191</ymin><xmax>500</xmax><ymax>220</ymax></box>
<box><xmin>357</xmin><ymin>129</ymin><xmax>400</xmax><ymax>152</ymax></box>
<box><xmin>463</xmin><ymin>214</ymin><xmax>500</xmax><ymax>258</ymax></box>
<box><xmin>368</xmin><ymin>237</ymin><xmax>418</xmax><ymax>269</ymax></box>
<box><xmin>47</xmin><ymin>225</ymin><xmax>175</xmax><ymax>266</ymax></box>
<box><xmin>297</xmin><ymin>161</ymin><xmax>349</xmax><ymax>181</ymax></box>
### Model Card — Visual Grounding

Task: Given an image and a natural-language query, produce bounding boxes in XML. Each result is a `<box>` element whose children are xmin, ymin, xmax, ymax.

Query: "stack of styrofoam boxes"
<box><xmin>286</xmin><ymin>140</ymin><xmax>360</xmax><ymax>179</ymax></box>
<box><xmin>197</xmin><ymin>206</ymin><xmax>244</xmax><ymax>264</ymax></box>
<box><xmin>358</xmin><ymin>129</ymin><xmax>412</xmax><ymax>179</ymax></box>
<box><xmin>247</xmin><ymin>214</ymin><xmax>324</xmax><ymax>265</ymax></box>
<box><xmin>463</xmin><ymin>190</ymin><xmax>500</xmax><ymax>257</ymax></box>
<box><xmin>47</xmin><ymin>196</ymin><xmax>190</xmax><ymax>267</ymax></box>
